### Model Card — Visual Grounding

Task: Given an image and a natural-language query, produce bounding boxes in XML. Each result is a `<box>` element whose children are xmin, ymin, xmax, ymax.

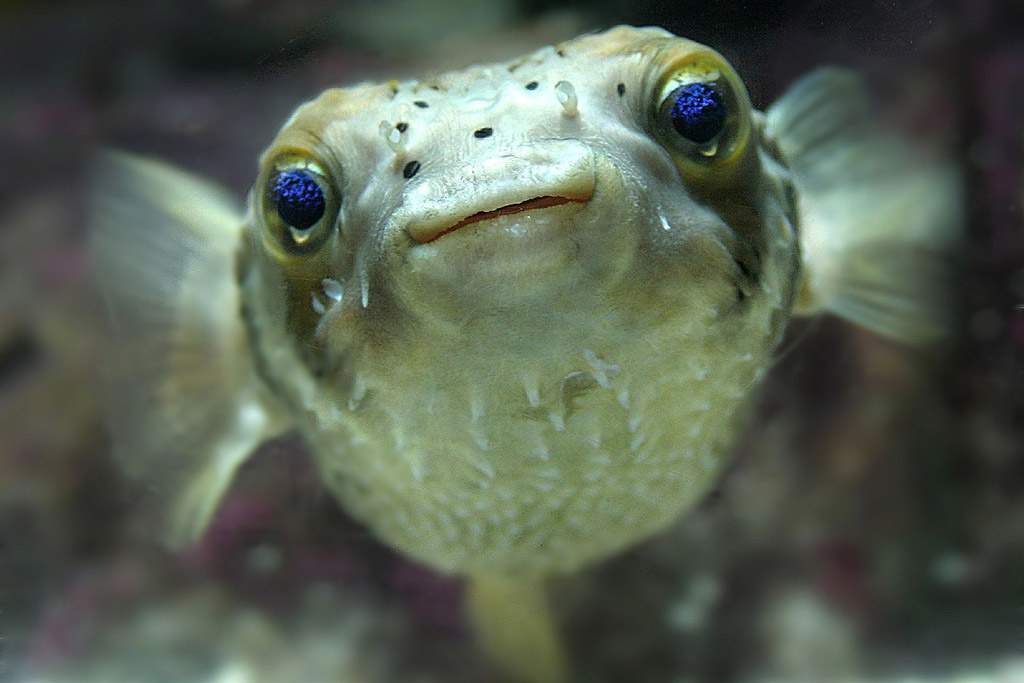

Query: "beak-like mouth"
<box><xmin>401</xmin><ymin>140</ymin><xmax>597</xmax><ymax>246</ymax></box>
<box><xmin>414</xmin><ymin>194</ymin><xmax>590</xmax><ymax>244</ymax></box>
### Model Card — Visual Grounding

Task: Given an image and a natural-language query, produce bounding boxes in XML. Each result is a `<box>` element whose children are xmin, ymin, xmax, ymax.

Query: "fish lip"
<box><xmin>412</xmin><ymin>193</ymin><xmax>592</xmax><ymax>244</ymax></box>
<box><xmin>402</xmin><ymin>140</ymin><xmax>597</xmax><ymax>245</ymax></box>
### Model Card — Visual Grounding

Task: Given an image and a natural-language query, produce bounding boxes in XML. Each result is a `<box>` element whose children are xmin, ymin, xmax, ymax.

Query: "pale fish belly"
<box><xmin>301</xmin><ymin>309</ymin><xmax>777</xmax><ymax>576</ymax></box>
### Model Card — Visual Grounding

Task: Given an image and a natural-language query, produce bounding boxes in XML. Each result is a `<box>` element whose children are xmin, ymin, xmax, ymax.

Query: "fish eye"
<box><xmin>667</xmin><ymin>82</ymin><xmax>726</xmax><ymax>144</ymax></box>
<box><xmin>261</xmin><ymin>157</ymin><xmax>339</xmax><ymax>253</ymax></box>
<box><xmin>650</xmin><ymin>56</ymin><xmax>751</xmax><ymax>173</ymax></box>
<box><xmin>272</xmin><ymin>169</ymin><xmax>325</xmax><ymax>230</ymax></box>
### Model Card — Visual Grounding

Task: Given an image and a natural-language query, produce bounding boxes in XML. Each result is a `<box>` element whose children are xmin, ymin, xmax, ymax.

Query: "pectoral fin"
<box><xmin>91</xmin><ymin>152</ymin><xmax>286</xmax><ymax>547</ymax></box>
<box><xmin>767</xmin><ymin>68</ymin><xmax>962</xmax><ymax>344</ymax></box>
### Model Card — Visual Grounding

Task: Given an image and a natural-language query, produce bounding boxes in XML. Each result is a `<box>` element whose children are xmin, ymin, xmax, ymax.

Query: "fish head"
<box><xmin>244</xmin><ymin>25</ymin><xmax>799</xmax><ymax>574</ymax></box>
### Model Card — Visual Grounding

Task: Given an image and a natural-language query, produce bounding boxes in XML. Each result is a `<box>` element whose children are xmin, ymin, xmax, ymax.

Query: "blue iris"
<box><xmin>271</xmin><ymin>169</ymin><xmax>326</xmax><ymax>230</ymax></box>
<box><xmin>669</xmin><ymin>82</ymin><xmax>726</xmax><ymax>144</ymax></box>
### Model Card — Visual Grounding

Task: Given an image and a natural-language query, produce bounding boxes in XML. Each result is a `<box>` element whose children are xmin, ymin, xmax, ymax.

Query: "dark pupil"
<box><xmin>669</xmin><ymin>82</ymin><xmax>726</xmax><ymax>144</ymax></box>
<box><xmin>271</xmin><ymin>170</ymin><xmax>325</xmax><ymax>230</ymax></box>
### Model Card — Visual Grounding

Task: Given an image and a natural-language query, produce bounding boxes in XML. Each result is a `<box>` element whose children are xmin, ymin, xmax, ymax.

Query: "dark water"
<box><xmin>1</xmin><ymin>1</ymin><xmax>1022</xmax><ymax>681</ymax></box>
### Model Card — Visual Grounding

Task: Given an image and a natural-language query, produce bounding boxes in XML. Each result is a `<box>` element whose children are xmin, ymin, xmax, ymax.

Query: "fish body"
<box><xmin>92</xmin><ymin>26</ymin><xmax>959</xmax><ymax>683</ymax></box>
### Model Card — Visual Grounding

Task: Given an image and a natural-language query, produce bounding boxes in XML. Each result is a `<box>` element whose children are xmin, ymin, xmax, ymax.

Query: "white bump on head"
<box><xmin>617</xmin><ymin>389</ymin><xmax>630</xmax><ymax>409</ymax></box>
<box><xmin>548</xmin><ymin>412</ymin><xmax>566</xmax><ymax>432</ymax></box>
<box><xmin>379</xmin><ymin>120</ymin><xmax>406</xmax><ymax>153</ymax></box>
<box><xmin>555</xmin><ymin>80</ymin><xmax>578</xmax><ymax>117</ymax></box>
<box><xmin>630</xmin><ymin>433</ymin><xmax>646</xmax><ymax>452</ymax></box>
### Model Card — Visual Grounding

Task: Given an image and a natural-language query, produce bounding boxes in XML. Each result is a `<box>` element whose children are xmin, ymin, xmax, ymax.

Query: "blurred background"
<box><xmin>1</xmin><ymin>1</ymin><xmax>1022</xmax><ymax>681</ymax></box>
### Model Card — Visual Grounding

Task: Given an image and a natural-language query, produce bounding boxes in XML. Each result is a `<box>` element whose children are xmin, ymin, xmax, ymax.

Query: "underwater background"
<box><xmin>1</xmin><ymin>1</ymin><xmax>1022</xmax><ymax>681</ymax></box>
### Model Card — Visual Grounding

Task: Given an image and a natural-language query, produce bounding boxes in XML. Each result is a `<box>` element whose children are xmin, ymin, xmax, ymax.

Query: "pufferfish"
<box><xmin>92</xmin><ymin>26</ymin><xmax>959</xmax><ymax>683</ymax></box>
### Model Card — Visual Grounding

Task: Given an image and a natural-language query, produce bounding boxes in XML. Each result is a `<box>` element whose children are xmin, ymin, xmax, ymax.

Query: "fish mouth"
<box><xmin>401</xmin><ymin>140</ymin><xmax>597</xmax><ymax>246</ymax></box>
<box><xmin>412</xmin><ymin>193</ymin><xmax>591</xmax><ymax>244</ymax></box>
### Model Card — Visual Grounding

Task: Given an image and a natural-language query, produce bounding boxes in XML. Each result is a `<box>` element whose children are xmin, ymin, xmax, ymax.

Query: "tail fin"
<box><xmin>766</xmin><ymin>68</ymin><xmax>962</xmax><ymax>344</ymax></box>
<box><xmin>91</xmin><ymin>152</ymin><xmax>284</xmax><ymax>547</ymax></box>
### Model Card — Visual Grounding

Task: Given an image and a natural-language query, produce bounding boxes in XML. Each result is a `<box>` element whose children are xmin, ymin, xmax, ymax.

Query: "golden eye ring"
<box><xmin>650</xmin><ymin>53</ymin><xmax>753</xmax><ymax>179</ymax></box>
<box><xmin>260</xmin><ymin>155</ymin><xmax>339</xmax><ymax>255</ymax></box>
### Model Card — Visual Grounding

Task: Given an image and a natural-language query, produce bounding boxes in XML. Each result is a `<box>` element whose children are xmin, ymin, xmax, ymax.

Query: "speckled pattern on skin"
<box><xmin>240</xmin><ymin>25</ymin><xmax>798</xmax><ymax>576</ymax></box>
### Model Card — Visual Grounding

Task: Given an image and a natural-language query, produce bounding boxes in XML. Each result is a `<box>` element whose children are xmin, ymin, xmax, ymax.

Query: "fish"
<box><xmin>90</xmin><ymin>25</ymin><xmax>961</xmax><ymax>683</ymax></box>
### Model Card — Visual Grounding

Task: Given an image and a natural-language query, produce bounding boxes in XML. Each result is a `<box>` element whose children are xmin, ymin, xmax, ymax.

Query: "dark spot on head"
<box><xmin>396</xmin><ymin>122</ymin><xmax>409</xmax><ymax>133</ymax></box>
<box><xmin>403</xmin><ymin>160</ymin><xmax>421</xmax><ymax>179</ymax></box>
<box><xmin>734</xmin><ymin>258</ymin><xmax>751</xmax><ymax>279</ymax></box>
<box><xmin>414</xmin><ymin>100</ymin><xmax>429</xmax><ymax>108</ymax></box>
<box><xmin>617</xmin><ymin>83</ymin><xmax>626</xmax><ymax>97</ymax></box>
<box><xmin>526</xmin><ymin>81</ymin><xmax>539</xmax><ymax>90</ymax></box>
<box><xmin>429</xmin><ymin>84</ymin><xmax>441</xmax><ymax>91</ymax></box>
<box><xmin>556</xmin><ymin>48</ymin><xmax>565</xmax><ymax>57</ymax></box>
<box><xmin>736</xmin><ymin>287</ymin><xmax>747</xmax><ymax>303</ymax></box>
<box><xmin>473</xmin><ymin>127</ymin><xmax>493</xmax><ymax>139</ymax></box>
